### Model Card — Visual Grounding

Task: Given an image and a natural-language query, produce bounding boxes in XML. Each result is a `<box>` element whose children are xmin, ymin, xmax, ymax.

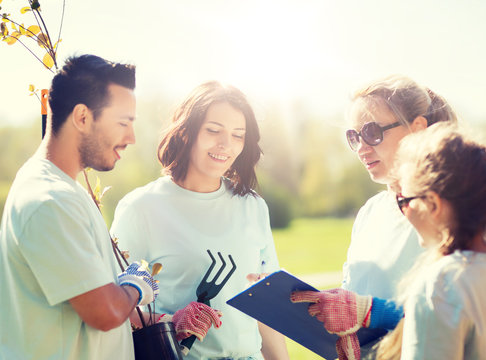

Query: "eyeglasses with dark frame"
<box><xmin>346</xmin><ymin>121</ymin><xmax>401</xmax><ymax>152</ymax></box>
<box><xmin>396</xmin><ymin>193</ymin><xmax>426</xmax><ymax>214</ymax></box>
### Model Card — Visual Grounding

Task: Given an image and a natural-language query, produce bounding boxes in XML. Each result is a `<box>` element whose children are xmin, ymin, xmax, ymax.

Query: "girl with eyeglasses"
<box><xmin>293</xmin><ymin>124</ymin><xmax>486</xmax><ymax>360</ymax></box>
<box><xmin>373</xmin><ymin>124</ymin><xmax>486</xmax><ymax>359</ymax></box>
<box><xmin>292</xmin><ymin>75</ymin><xmax>458</xmax><ymax>359</ymax></box>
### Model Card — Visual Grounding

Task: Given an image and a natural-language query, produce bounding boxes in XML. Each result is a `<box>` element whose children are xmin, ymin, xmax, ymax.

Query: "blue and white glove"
<box><xmin>118</xmin><ymin>262</ymin><xmax>159</xmax><ymax>306</ymax></box>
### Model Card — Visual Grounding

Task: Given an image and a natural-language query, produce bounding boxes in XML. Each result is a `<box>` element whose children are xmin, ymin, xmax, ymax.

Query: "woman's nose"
<box><xmin>217</xmin><ymin>133</ymin><xmax>230</xmax><ymax>148</ymax></box>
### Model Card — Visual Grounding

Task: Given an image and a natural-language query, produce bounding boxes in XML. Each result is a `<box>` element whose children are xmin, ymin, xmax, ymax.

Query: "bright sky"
<box><xmin>1</xmin><ymin>0</ymin><xmax>486</xmax><ymax>127</ymax></box>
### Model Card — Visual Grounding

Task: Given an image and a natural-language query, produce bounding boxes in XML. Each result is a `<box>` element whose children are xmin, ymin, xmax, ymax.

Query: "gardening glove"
<box><xmin>291</xmin><ymin>288</ymin><xmax>372</xmax><ymax>360</ymax></box>
<box><xmin>166</xmin><ymin>301</ymin><xmax>222</xmax><ymax>342</ymax></box>
<box><xmin>118</xmin><ymin>261</ymin><xmax>159</xmax><ymax>306</ymax></box>
<box><xmin>336</xmin><ymin>334</ymin><xmax>361</xmax><ymax>360</ymax></box>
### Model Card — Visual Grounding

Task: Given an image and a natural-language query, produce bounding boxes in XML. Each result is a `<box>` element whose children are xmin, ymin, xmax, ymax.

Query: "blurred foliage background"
<box><xmin>0</xmin><ymin>97</ymin><xmax>386</xmax><ymax>228</ymax></box>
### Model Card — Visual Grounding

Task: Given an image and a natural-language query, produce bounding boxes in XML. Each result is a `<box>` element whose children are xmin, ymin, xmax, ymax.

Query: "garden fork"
<box><xmin>180</xmin><ymin>249</ymin><xmax>237</xmax><ymax>353</ymax></box>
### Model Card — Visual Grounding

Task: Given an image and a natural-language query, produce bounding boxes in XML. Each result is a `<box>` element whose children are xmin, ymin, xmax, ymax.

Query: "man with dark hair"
<box><xmin>0</xmin><ymin>54</ymin><xmax>158</xmax><ymax>359</ymax></box>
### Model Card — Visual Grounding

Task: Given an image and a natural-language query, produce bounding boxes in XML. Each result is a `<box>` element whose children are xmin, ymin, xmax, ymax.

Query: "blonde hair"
<box><xmin>350</xmin><ymin>75</ymin><xmax>457</xmax><ymax>128</ymax></box>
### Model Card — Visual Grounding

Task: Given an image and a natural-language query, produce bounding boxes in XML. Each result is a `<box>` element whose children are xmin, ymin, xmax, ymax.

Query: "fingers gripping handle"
<box><xmin>118</xmin><ymin>262</ymin><xmax>159</xmax><ymax>306</ymax></box>
<box><xmin>178</xmin><ymin>298</ymin><xmax>210</xmax><ymax>355</ymax></box>
<box><xmin>180</xmin><ymin>250</ymin><xmax>236</xmax><ymax>354</ymax></box>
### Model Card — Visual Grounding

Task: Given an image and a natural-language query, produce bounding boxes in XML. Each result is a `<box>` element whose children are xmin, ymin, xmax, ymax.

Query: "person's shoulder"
<box><xmin>364</xmin><ymin>190</ymin><xmax>390</xmax><ymax>206</ymax></box>
<box><xmin>435</xmin><ymin>251</ymin><xmax>486</xmax><ymax>283</ymax></box>
<box><xmin>221</xmin><ymin>179</ymin><xmax>268</xmax><ymax>207</ymax></box>
<box><xmin>420</xmin><ymin>251</ymin><xmax>485</xmax><ymax>305</ymax></box>
<box><xmin>11</xmin><ymin>158</ymin><xmax>81</xmax><ymax>209</ymax></box>
<box><xmin>355</xmin><ymin>190</ymin><xmax>389</xmax><ymax>218</ymax></box>
<box><xmin>118</xmin><ymin>177</ymin><xmax>169</xmax><ymax>206</ymax></box>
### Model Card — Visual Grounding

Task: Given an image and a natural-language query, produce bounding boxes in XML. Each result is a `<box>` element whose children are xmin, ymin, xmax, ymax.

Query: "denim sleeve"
<box><xmin>369</xmin><ymin>297</ymin><xmax>404</xmax><ymax>330</ymax></box>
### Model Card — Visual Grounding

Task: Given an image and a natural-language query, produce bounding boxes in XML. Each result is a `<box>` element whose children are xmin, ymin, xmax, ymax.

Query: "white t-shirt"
<box><xmin>0</xmin><ymin>157</ymin><xmax>133</xmax><ymax>360</ymax></box>
<box><xmin>402</xmin><ymin>250</ymin><xmax>486</xmax><ymax>360</ymax></box>
<box><xmin>111</xmin><ymin>176</ymin><xmax>279</xmax><ymax>360</ymax></box>
<box><xmin>342</xmin><ymin>191</ymin><xmax>424</xmax><ymax>299</ymax></box>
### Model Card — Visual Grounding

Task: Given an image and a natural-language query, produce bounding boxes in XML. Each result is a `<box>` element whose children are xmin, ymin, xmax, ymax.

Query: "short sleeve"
<box><xmin>19</xmin><ymin>198</ymin><xmax>113</xmax><ymax>306</ymax></box>
<box><xmin>402</xmin><ymin>287</ymin><xmax>469</xmax><ymax>360</ymax></box>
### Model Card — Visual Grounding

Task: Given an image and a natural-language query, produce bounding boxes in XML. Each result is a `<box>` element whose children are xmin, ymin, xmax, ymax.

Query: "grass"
<box><xmin>273</xmin><ymin>217</ymin><xmax>353</xmax><ymax>275</ymax></box>
<box><xmin>271</xmin><ymin>217</ymin><xmax>354</xmax><ymax>360</ymax></box>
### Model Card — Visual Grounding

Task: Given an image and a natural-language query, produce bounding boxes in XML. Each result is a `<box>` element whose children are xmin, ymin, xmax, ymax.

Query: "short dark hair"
<box><xmin>48</xmin><ymin>54</ymin><xmax>136</xmax><ymax>135</ymax></box>
<box><xmin>157</xmin><ymin>81</ymin><xmax>262</xmax><ymax>196</ymax></box>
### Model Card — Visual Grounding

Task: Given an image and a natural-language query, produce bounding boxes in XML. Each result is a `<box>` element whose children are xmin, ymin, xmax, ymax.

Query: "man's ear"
<box><xmin>410</xmin><ymin>116</ymin><xmax>428</xmax><ymax>132</ymax></box>
<box><xmin>71</xmin><ymin>104</ymin><xmax>92</xmax><ymax>133</ymax></box>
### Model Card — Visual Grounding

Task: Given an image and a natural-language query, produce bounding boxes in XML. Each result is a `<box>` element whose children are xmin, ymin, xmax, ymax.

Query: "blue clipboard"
<box><xmin>227</xmin><ymin>270</ymin><xmax>387</xmax><ymax>359</ymax></box>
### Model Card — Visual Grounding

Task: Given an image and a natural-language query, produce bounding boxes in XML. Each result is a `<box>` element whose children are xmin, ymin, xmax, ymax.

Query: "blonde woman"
<box><xmin>342</xmin><ymin>75</ymin><xmax>457</xmax><ymax>301</ymax></box>
<box><xmin>292</xmin><ymin>75</ymin><xmax>458</xmax><ymax>359</ymax></box>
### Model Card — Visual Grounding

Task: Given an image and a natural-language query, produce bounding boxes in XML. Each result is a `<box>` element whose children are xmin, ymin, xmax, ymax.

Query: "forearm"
<box><xmin>258</xmin><ymin>321</ymin><xmax>289</xmax><ymax>360</ymax></box>
<box><xmin>70</xmin><ymin>283</ymin><xmax>139</xmax><ymax>331</ymax></box>
<box><xmin>369</xmin><ymin>297</ymin><xmax>404</xmax><ymax>330</ymax></box>
<box><xmin>110</xmin><ymin>284</ymin><xmax>141</xmax><ymax>325</ymax></box>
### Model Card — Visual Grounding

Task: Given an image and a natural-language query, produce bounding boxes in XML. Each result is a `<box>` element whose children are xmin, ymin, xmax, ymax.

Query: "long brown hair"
<box><xmin>157</xmin><ymin>81</ymin><xmax>261</xmax><ymax>196</ymax></box>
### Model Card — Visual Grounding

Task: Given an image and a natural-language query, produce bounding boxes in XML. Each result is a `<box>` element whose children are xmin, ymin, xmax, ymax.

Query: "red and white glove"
<box><xmin>291</xmin><ymin>288</ymin><xmax>372</xmax><ymax>360</ymax></box>
<box><xmin>158</xmin><ymin>301</ymin><xmax>222</xmax><ymax>342</ymax></box>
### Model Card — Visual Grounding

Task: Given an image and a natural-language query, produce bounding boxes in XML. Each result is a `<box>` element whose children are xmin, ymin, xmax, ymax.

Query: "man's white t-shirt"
<box><xmin>0</xmin><ymin>157</ymin><xmax>133</xmax><ymax>360</ymax></box>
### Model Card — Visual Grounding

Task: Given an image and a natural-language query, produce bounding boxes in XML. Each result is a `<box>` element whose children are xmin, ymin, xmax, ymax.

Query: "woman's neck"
<box><xmin>174</xmin><ymin>176</ymin><xmax>222</xmax><ymax>193</ymax></box>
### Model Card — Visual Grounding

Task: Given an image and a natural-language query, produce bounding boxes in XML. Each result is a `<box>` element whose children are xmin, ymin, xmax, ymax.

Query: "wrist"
<box><xmin>361</xmin><ymin>299</ymin><xmax>372</xmax><ymax>327</ymax></box>
<box><xmin>121</xmin><ymin>283</ymin><xmax>142</xmax><ymax>306</ymax></box>
<box><xmin>355</xmin><ymin>294</ymin><xmax>373</xmax><ymax>328</ymax></box>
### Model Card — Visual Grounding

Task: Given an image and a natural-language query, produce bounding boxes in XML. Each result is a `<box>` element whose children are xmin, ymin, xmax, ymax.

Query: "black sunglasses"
<box><xmin>346</xmin><ymin>121</ymin><xmax>401</xmax><ymax>152</ymax></box>
<box><xmin>396</xmin><ymin>193</ymin><xmax>426</xmax><ymax>214</ymax></box>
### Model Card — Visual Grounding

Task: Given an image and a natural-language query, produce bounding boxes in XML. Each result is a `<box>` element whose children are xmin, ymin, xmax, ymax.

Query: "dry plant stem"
<box><xmin>82</xmin><ymin>170</ymin><xmax>128</xmax><ymax>270</ymax></box>
<box><xmin>54</xmin><ymin>0</ymin><xmax>66</xmax><ymax>55</ymax></box>
<box><xmin>6</xmin><ymin>17</ymin><xmax>45</xmax><ymax>39</ymax></box>
<box><xmin>4</xmin><ymin>32</ymin><xmax>53</xmax><ymax>72</ymax></box>
<box><xmin>32</xmin><ymin>7</ymin><xmax>57</xmax><ymax>67</ymax></box>
<box><xmin>4</xmin><ymin>0</ymin><xmax>64</xmax><ymax>71</ymax></box>
<box><xmin>82</xmin><ymin>169</ymin><xmax>148</xmax><ymax>328</ymax></box>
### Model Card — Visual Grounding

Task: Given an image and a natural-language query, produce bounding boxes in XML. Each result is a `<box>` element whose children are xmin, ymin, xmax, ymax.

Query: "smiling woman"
<box><xmin>183</xmin><ymin>102</ymin><xmax>246</xmax><ymax>192</ymax></box>
<box><xmin>111</xmin><ymin>81</ymin><xmax>290</xmax><ymax>359</ymax></box>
